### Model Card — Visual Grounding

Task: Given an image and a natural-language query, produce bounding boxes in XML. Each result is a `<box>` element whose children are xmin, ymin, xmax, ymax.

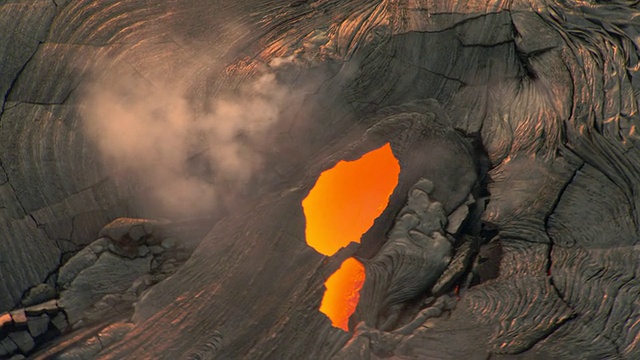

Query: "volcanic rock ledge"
<box><xmin>0</xmin><ymin>217</ymin><xmax>205</xmax><ymax>359</ymax></box>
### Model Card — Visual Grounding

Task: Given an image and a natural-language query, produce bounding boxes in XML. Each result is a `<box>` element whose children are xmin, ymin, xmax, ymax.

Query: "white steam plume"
<box><xmin>81</xmin><ymin>69</ymin><xmax>292</xmax><ymax>219</ymax></box>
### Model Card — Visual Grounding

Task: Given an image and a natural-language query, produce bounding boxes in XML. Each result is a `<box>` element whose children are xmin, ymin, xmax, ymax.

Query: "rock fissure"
<box><xmin>385</xmin><ymin>51</ymin><xmax>468</xmax><ymax>85</ymax></box>
<box><xmin>410</xmin><ymin>12</ymin><xmax>507</xmax><ymax>35</ymax></box>
<box><xmin>0</xmin><ymin>40</ymin><xmax>43</xmax><ymax>119</ymax></box>
<box><xmin>0</xmin><ymin>160</ymin><xmax>31</xmax><ymax>220</ymax></box>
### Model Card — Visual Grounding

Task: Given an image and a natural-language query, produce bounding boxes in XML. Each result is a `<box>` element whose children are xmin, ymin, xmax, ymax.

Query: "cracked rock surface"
<box><xmin>0</xmin><ymin>217</ymin><xmax>198</xmax><ymax>359</ymax></box>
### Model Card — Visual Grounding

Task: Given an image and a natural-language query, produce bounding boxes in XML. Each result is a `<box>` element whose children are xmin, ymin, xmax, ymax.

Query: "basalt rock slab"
<box><xmin>59</xmin><ymin>252</ymin><xmax>151</xmax><ymax>325</ymax></box>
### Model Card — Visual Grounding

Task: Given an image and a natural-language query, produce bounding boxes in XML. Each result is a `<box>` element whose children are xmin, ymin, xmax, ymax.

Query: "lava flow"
<box><xmin>302</xmin><ymin>143</ymin><xmax>400</xmax><ymax>331</ymax></box>
<box><xmin>320</xmin><ymin>257</ymin><xmax>366</xmax><ymax>331</ymax></box>
<box><xmin>302</xmin><ymin>143</ymin><xmax>400</xmax><ymax>255</ymax></box>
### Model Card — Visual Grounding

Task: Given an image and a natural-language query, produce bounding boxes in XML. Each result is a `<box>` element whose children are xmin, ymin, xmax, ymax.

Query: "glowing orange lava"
<box><xmin>302</xmin><ymin>143</ymin><xmax>400</xmax><ymax>256</ymax></box>
<box><xmin>320</xmin><ymin>257</ymin><xmax>366</xmax><ymax>331</ymax></box>
<box><xmin>302</xmin><ymin>143</ymin><xmax>399</xmax><ymax>331</ymax></box>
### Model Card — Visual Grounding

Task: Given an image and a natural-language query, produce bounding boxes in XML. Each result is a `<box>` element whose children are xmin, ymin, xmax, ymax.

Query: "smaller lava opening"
<box><xmin>320</xmin><ymin>257</ymin><xmax>366</xmax><ymax>331</ymax></box>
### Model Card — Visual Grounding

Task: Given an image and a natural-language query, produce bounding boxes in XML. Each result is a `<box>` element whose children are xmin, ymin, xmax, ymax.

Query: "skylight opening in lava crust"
<box><xmin>302</xmin><ymin>143</ymin><xmax>400</xmax><ymax>331</ymax></box>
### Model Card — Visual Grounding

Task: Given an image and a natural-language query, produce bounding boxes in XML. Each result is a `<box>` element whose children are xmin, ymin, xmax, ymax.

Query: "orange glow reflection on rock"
<box><xmin>302</xmin><ymin>143</ymin><xmax>400</xmax><ymax>256</ymax></box>
<box><xmin>320</xmin><ymin>257</ymin><xmax>365</xmax><ymax>331</ymax></box>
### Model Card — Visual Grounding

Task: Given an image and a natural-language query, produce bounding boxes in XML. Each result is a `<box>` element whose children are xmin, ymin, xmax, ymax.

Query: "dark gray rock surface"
<box><xmin>59</xmin><ymin>252</ymin><xmax>151</xmax><ymax>325</ymax></box>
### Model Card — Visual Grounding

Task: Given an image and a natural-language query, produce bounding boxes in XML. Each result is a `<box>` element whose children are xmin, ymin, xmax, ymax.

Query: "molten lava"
<box><xmin>302</xmin><ymin>143</ymin><xmax>399</xmax><ymax>331</ymax></box>
<box><xmin>320</xmin><ymin>257</ymin><xmax>366</xmax><ymax>331</ymax></box>
<box><xmin>302</xmin><ymin>143</ymin><xmax>400</xmax><ymax>256</ymax></box>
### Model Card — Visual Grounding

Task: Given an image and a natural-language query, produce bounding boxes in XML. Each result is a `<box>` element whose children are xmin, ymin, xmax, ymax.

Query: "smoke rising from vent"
<box><xmin>81</xmin><ymin>67</ymin><xmax>294</xmax><ymax>219</ymax></box>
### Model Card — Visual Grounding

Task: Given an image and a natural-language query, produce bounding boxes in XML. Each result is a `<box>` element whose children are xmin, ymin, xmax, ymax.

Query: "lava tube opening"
<box><xmin>302</xmin><ymin>143</ymin><xmax>400</xmax><ymax>256</ymax></box>
<box><xmin>320</xmin><ymin>257</ymin><xmax>366</xmax><ymax>331</ymax></box>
